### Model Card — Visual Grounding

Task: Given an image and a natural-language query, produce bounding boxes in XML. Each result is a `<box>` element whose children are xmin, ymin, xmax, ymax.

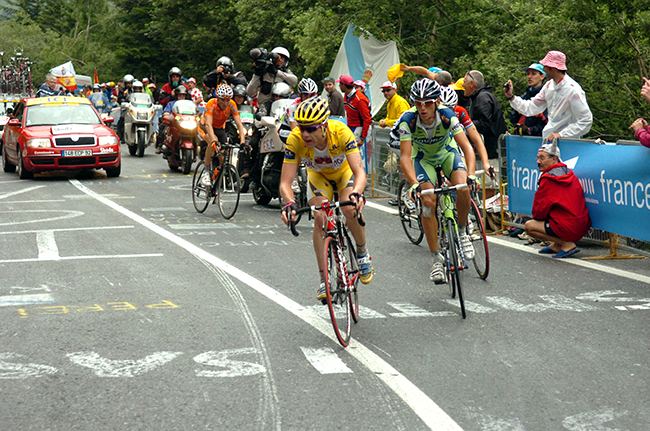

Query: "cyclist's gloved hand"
<box><xmin>408</xmin><ymin>183</ymin><xmax>421</xmax><ymax>200</ymax></box>
<box><xmin>282</xmin><ymin>201</ymin><xmax>298</xmax><ymax>224</ymax></box>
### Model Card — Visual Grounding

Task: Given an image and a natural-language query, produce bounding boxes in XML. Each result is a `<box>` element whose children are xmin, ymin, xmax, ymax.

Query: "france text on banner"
<box><xmin>50</xmin><ymin>61</ymin><xmax>77</xmax><ymax>92</ymax></box>
<box><xmin>506</xmin><ymin>135</ymin><xmax>650</xmax><ymax>242</ymax></box>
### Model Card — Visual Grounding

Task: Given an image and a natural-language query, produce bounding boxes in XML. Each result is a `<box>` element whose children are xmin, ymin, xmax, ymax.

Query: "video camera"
<box><xmin>249</xmin><ymin>48</ymin><xmax>279</xmax><ymax>74</ymax></box>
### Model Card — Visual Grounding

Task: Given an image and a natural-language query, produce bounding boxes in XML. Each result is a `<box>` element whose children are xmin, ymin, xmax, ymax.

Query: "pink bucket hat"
<box><xmin>539</xmin><ymin>51</ymin><xmax>567</xmax><ymax>71</ymax></box>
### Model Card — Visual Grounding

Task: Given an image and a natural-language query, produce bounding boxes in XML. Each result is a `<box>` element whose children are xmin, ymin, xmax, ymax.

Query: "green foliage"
<box><xmin>1</xmin><ymin>0</ymin><xmax>649</xmax><ymax>140</ymax></box>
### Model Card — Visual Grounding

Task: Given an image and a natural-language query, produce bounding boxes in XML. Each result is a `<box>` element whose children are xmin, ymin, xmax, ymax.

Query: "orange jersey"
<box><xmin>204</xmin><ymin>98</ymin><xmax>239</xmax><ymax>129</ymax></box>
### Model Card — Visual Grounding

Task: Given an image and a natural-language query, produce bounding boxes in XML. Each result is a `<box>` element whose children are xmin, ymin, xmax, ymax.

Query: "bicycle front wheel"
<box><xmin>342</xmin><ymin>228</ymin><xmax>360</xmax><ymax>323</ymax></box>
<box><xmin>447</xmin><ymin>219</ymin><xmax>466</xmax><ymax>319</ymax></box>
<box><xmin>468</xmin><ymin>198</ymin><xmax>489</xmax><ymax>279</ymax></box>
<box><xmin>217</xmin><ymin>163</ymin><xmax>241</xmax><ymax>219</ymax></box>
<box><xmin>398</xmin><ymin>179</ymin><xmax>424</xmax><ymax>245</ymax></box>
<box><xmin>192</xmin><ymin>161</ymin><xmax>211</xmax><ymax>213</ymax></box>
<box><xmin>324</xmin><ymin>236</ymin><xmax>351</xmax><ymax>347</ymax></box>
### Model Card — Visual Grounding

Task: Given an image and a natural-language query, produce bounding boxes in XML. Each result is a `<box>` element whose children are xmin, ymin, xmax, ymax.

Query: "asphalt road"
<box><xmin>1</xmin><ymin>145</ymin><xmax>649</xmax><ymax>430</ymax></box>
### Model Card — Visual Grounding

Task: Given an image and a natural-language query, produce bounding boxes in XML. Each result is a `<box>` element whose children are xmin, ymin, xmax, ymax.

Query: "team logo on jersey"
<box><xmin>284</xmin><ymin>148</ymin><xmax>296</xmax><ymax>160</ymax></box>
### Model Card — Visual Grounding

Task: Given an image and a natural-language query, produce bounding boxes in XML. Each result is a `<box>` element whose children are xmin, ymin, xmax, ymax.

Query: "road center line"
<box><xmin>69</xmin><ymin>179</ymin><xmax>463</xmax><ymax>431</ymax></box>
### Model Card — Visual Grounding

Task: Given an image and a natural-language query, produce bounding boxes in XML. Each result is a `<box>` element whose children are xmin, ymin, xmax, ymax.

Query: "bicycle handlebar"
<box><xmin>420</xmin><ymin>183</ymin><xmax>468</xmax><ymax>196</ymax></box>
<box><xmin>289</xmin><ymin>200</ymin><xmax>365</xmax><ymax>237</ymax></box>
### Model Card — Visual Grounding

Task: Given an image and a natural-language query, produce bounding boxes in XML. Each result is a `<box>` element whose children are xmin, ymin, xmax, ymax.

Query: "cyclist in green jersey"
<box><xmin>397</xmin><ymin>78</ymin><xmax>475</xmax><ymax>283</ymax></box>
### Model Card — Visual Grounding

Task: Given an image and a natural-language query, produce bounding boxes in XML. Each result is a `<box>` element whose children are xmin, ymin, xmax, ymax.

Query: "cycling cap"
<box><xmin>295</xmin><ymin>96</ymin><xmax>330</xmax><ymax>126</ymax></box>
<box><xmin>271</xmin><ymin>82</ymin><xmax>292</xmax><ymax>98</ymax></box>
<box><xmin>271</xmin><ymin>47</ymin><xmax>290</xmax><ymax>60</ymax></box>
<box><xmin>298</xmin><ymin>78</ymin><xmax>318</xmax><ymax>94</ymax></box>
<box><xmin>410</xmin><ymin>78</ymin><xmax>441</xmax><ymax>102</ymax></box>
<box><xmin>216</xmin><ymin>84</ymin><xmax>233</xmax><ymax>99</ymax></box>
<box><xmin>439</xmin><ymin>86</ymin><xmax>458</xmax><ymax>108</ymax></box>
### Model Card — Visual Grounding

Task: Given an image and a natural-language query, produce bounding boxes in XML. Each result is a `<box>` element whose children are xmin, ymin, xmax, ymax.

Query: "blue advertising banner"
<box><xmin>506</xmin><ymin>136</ymin><xmax>650</xmax><ymax>242</ymax></box>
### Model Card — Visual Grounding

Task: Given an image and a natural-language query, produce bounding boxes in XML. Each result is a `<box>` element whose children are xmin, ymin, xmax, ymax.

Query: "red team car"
<box><xmin>1</xmin><ymin>96</ymin><xmax>121</xmax><ymax>179</ymax></box>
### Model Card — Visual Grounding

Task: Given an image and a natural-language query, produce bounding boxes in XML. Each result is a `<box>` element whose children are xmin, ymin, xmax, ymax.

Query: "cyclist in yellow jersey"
<box><xmin>280</xmin><ymin>97</ymin><xmax>373</xmax><ymax>303</ymax></box>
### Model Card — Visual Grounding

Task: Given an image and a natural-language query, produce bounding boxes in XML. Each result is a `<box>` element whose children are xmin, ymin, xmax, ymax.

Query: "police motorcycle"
<box><xmin>120</xmin><ymin>81</ymin><xmax>161</xmax><ymax>157</ymax></box>
<box><xmin>160</xmin><ymin>98</ymin><xmax>200</xmax><ymax>175</ymax></box>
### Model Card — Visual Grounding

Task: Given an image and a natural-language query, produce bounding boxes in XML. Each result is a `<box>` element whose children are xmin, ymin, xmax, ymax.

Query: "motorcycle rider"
<box><xmin>200</xmin><ymin>84</ymin><xmax>247</xmax><ymax>186</ymax></box>
<box><xmin>159</xmin><ymin>67</ymin><xmax>187</xmax><ymax>107</ymax></box>
<box><xmin>117</xmin><ymin>74</ymin><xmax>135</xmax><ymax>142</ymax></box>
<box><xmin>232</xmin><ymin>84</ymin><xmax>250</xmax><ymax>108</ymax></box>
<box><xmin>247</xmin><ymin>81</ymin><xmax>292</xmax><ymax>189</ymax></box>
<box><xmin>89</xmin><ymin>83</ymin><xmax>110</xmax><ymax>113</ymax></box>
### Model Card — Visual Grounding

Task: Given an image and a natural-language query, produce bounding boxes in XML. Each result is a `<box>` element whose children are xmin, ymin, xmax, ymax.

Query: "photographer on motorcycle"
<box><xmin>203</xmin><ymin>56</ymin><xmax>248</xmax><ymax>100</ymax></box>
<box><xmin>247</xmin><ymin>81</ymin><xmax>292</xmax><ymax>191</ymax></box>
<box><xmin>246</xmin><ymin>47</ymin><xmax>297</xmax><ymax>108</ymax></box>
<box><xmin>90</xmin><ymin>83</ymin><xmax>110</xmax><ymax>114</ymax></box>
<box><xmin>117</xmin><ymin>74</ymin><xmax>135</xmax><ymax>142</ymax></box>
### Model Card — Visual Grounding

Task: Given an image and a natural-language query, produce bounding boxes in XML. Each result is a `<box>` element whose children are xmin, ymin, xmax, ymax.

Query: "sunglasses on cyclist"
<box><xmin>414</xmin><ymin>99</ymin><xmax>436</xmax><ymax>107</ymax></box>
<box><xmin>298</xmin><ymin>124</ymin><xmax>324</xmax><ymax>133</ymax></box>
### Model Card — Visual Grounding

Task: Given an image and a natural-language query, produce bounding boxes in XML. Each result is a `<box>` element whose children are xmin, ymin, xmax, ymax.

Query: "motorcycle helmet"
<box><xmin>233</xmin><ymin>84</ymin><xmax>247</xmax><ymax>97</ymax></box>
<box><xmin>92</xmin><ymin>83</ymin><xmax>101</xmax><ymax>91</ymax></box>
<box><xmin>295</xmin><ymin>96</ymin><xmax>330</xmax><ymax>126</ymax></box>
<box><xmin>216</xmin><ymin>56</ymin><xmax>234</xmax><ymax>75</ymax></box>
<box><xmin>132</xmin><ymin>80</ymin><xmax>144</xmax><ymax>92</ymax></box>
<box><xmin>298</xmin><ymin>78</ymin><xmax>318</xmax><ymax>95</ymax></box>
<box><xmin>216</xmin><ymin>84</ymin><xmax>233</xmax><ymax>99</ymax></box>
<box><xmin>271</xmin><ymin>47</ymin><xmax>290</xmax><ymax>61</ymax></box>
<box><xmin>168</xmin><ymin>66</ymin><xmax>183</xmax><ymax>88</ymax></box>
<box><xmin>123</xmin><ymin>74</ymin><xmax>134</xmax><ymax>85</ymax></box>
<box><xmin>271</xmin><ymin>81</ymin><xmax>292</xmax><ymax>99</ymax></box>
<box><xmin>175</xmin><ymin>85</ymin><xmax>188</xmax><ymax>98</ymax></box>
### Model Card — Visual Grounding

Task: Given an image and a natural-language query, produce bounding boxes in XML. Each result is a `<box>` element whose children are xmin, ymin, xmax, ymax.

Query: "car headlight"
<box><xmin>180</xmin><ymin>120</ymin><xmax>197</xmax><ymax>130</ymax></box>
<box><xmin>26</xmin><ymin>138</ymin><xmax>52</xmax><ymax>148</ymax></box>
<box><xmin>98</xmin><ymin>136</ymin><xmax>119</xmax><ymax>146</ymax></box>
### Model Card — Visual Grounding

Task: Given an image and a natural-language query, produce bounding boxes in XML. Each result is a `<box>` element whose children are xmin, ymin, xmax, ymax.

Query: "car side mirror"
<box><xmin>102</xmin><ymin>116</ymin><xmax>115</xmax><ymax>124</ymax></box>
<box><xmin>7</xmin><ymin>118</ymin><xmax>20</xmax><ymax>126</ymax></box>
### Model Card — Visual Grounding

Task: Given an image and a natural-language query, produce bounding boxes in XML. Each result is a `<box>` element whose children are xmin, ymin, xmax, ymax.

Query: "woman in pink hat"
<box><xmin>503</xmin><ymin>50</ymin><xmax>593</xmax><ymax>141</ymax></box>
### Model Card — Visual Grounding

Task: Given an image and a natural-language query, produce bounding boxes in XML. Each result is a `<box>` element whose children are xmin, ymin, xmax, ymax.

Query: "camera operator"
<box><xmin>202</xmin><ymin>56</ymin><xmax>248</xmax><ymax>100</ymax></box>
<box><xmin>246</xmin><ymin>47</ymin><xmax>297</xmax><ymax>110</ymax></box>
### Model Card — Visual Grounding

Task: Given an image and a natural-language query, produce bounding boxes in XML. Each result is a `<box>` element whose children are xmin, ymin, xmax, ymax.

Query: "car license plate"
<box><xmin>62</xmin><ymin>150</ymin><xmax>93</xmax><ymax>157</ymax></box>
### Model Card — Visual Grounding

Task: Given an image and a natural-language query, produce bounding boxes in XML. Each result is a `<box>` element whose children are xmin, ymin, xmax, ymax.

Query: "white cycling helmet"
<box><xmin>271</xmin><ymin>47</ymin><xmax>290</xmax><ymax>60</ymax></box>
<box><xmin>439</xmin><ymin>86</ymin><xmax>458</xmax><ymax>109</ymax></box>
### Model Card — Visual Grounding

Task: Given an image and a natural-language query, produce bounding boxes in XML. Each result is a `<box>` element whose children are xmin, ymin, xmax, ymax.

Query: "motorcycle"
<box><xmin>254</xmin><ymin>99</ymin><xmax>308</xmax><ymax>209</ymax></box>
<box><xmin>160</xmin><ymin>100</ymin><xmax>199</xmax><ymax>175</ymax></box>
<box><xmin>120</xmin><ymin>93</ymin><xmax>161</xmax><ymax>157</ymax></box>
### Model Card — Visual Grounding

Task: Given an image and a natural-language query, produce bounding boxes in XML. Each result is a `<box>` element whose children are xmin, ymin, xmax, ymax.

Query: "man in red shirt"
<box><xmin>524</xmin><ymin>141</ymin><xmax>591</xmax><ymax>258</ymax></box>
<box><xmin>337</xmin><ymin>74</ymin><xmax>372</xmax><ymax>147</ymax></box>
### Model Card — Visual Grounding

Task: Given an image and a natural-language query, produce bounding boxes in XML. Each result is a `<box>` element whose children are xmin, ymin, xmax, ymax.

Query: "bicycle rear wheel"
<box><xmin>342</xmin><ymin>228</ymin><xmax>360</xmax><ymax>323</ymax></box>
<box><xmin>217</xmin><ymin>163</ymin><xmax>241</xmax><ymax>219</ymax></box>
<box><xmin>192</xmin><ymin>161</ymin><xmax>211</xmax><ymax>213</ymax></box>
<box><xmin>398</xmin><ymin>179</ymin><xmax>424</xmax><ymax>245</ymax></box>
<box><xmin>323</xmin><ymin>236</ymin><xmax>351</xmax><ymax>347</ymax></box>
<box><xmin>468</xmin><ymin>198</ymin><xmax>489</xmax><ymax>279</ymax></box>
<box><xmin>447</xmin><ymin>219</ymin><xmax>466</xmax><ymax>319</ymax></box>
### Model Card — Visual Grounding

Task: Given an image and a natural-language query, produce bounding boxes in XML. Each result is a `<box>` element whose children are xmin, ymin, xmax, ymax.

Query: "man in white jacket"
<box><xmin>503</xmin><ymin>51</ymin><xmax>592</xmax><ymax>141</ymax></box>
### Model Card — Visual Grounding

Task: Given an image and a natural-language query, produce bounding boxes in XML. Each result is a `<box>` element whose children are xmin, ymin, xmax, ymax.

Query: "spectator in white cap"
<box><xmin>504</xmin><ymin>50</ymin><xmax>593</xmax><ymax>141</ymax></box>
<box><xmin>378</xmin><ymin>81</ymin><xmax>409</xmax><ymax>129</ymax></box>
<box><xmin>524</xmin><ymin>139</ymin><xmax>591</xmax><ymax>258</ymax></box>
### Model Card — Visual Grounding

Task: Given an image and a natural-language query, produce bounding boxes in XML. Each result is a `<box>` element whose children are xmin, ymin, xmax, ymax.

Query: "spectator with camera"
<box><xmin>202</xmin><ymin>56</ymin><xmax>248</xmax><ymax>100</ymax></box>
<box><xmin>508</xmin><ymin>63</ymin><xmax>547</xmax><ymax>136</ymax></box>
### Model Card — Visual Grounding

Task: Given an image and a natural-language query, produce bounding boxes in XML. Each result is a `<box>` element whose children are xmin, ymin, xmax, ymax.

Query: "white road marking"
<box><xmin>305</xmin><ymin>304</ymin><xmax>387</xmax><ymax>320</ymax></box>
<box><xmin>0</xmin><ymin>253</ymin><xmax>163</xmax><ymax>264</ymax></box>
<box><xmin>0</xmin><ymin>200</ymin><xmax>66</xmax><ymax>204</ymax></box>
<box><xmin>0</xmin><ymin>185</ymin><xmax>45</xmax><ymax>200</ymax></box>
<box><xmin>194</xmin><ymin>348</ymin><xmax>266</xmax><ymax>378</ymax></box>
<box><xmin>70</xmin><ymin>179</ymin><xmax>464</xmax><ymax>431</ymax></box>
<box><xmin>300</xmin><ymin>347</ymin><xmax>353</xmax><ymax>374</ymax></box>
<box><xmin>484</xmin><ymin>295</ymin><xmax>599</xmax><ymax>312</ymax></box>
<box><xmin>37</xmin><ymin>230</ymin><xmax>60</xmax><ymax>260</ymax></box>
<box><xmin>366</xmin><ymin>201</ymin><xmax>398</xmax><ymax>215</ymax></box>
<box><xmin>562</xmin><ymin>407</ymin><xmax>628</xmax><ymax>431</ymax></box>
<box><xmin>0</xmin><ymin>293</ymin><xmax>55</xmax><ymax>307</ymax></box>
<box><xmin>0</xmin><ymin>225</ymin><xmax>135</xmax><ymax>235</ymax></box>
<box><xmin>168</xmin><ymin>223</ymin><xmax>242</xmax><ymax>230</ymax></box>
<box><xmin>0</xmin><ymin>353</ymin><xmax>58</xmax><ymax>379</ymax></box>
<box><xmin>141</xmin><ymin>207</ymin><xmax>188</xmax><ymax>212</ymax></box>
<box><xmin>0</xmin><ymin>209</ymin><xmax>83</xmax><ymax>226</ymax></box>
<box><xmin>442</xmin><ymin>300</ymin><xmax>498</xmax><ymax>314</ymax></box>
<box><xmin>67</xmin><ymin>351</ymin><xmax>183</xmax><ymax>377</ymax></box>
<box><xmin>388</xmin><ymin>302</ymin><xmax>456</xmax><ymax>317</ymax></box>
